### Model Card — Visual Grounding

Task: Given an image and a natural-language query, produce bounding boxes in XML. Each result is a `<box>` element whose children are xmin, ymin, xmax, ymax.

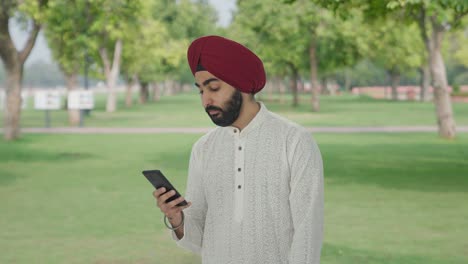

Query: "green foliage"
<box><xmin>16</xmin><ymin>0</ymin><xmax>49</xmax><ymax>23</ymax></box>
<box><xmin>121</xmin><ymin>0</ymin><xmax>219</xmax><ymax>83</ymax></box>
<box><xmin>43</xmin><ymin>0</ymin><xmax>144</xmax><ymax>81</ymax></box>
<box><xmin>387</xmin><ymin>0</ymin><xmax>468</xmax><ymax>28</ymax></box>
<box><xmin>365</xmin><ymin>19</ymin><xmax>422</xmax><ymax>74</ymax></box>
<box><xmin>231</xmin><ymin>0</ymin><xmax>363</xmax><ymax>78</ymax></box>
<box><xmin>44</xmin><ymin>0</ymin><xmax>91</xmax><ymax>75</ymax></box>
<box><xmin>446</xmin><ymin>25</ymin><xmax>468</xmax><ymax>68</ymax></box>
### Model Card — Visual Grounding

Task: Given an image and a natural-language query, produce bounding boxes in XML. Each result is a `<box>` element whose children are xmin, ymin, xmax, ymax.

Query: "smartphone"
<box><xmin>142</xmin><ymin>169</ymin><xmax>188</xmax><ymax>207</ymax></box>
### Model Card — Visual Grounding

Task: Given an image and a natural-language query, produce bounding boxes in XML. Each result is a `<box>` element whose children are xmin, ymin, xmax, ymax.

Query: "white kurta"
<box><xmin>171</xmin><ymin>101</ymin><xmax>324</xmax><ymax>264</ymax></box>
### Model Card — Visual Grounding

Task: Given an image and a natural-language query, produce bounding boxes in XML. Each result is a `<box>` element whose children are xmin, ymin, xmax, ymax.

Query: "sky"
<box><xmin>9</xmin><ymin>0</ymin><xmax>236</xmax><ymax>66</ymax></box>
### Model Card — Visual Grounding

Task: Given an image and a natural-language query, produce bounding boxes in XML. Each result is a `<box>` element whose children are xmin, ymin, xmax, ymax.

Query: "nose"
<box><xmin>202</xmin><ymin>93</ymin><xmax>213</xmax><ymax>109</ymax></box>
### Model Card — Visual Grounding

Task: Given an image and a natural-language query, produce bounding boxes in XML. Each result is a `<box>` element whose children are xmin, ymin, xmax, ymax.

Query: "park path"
<box><xmin>8</xmin><ymin>126</ymin><xmax>468</xmax><ymax>134</ymax></box>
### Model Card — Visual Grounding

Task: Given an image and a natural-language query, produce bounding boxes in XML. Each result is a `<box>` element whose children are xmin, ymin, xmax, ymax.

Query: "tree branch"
<box><xmin>451</xmin><ymin>9</ymin><xmax>468</xmax><ymax>27</ymax></box>
<box><xmin>99</xmin><ymin>47</ymin><xmax>111</xmax><ymax>78</ymax></box>
<box><xmin>0</xmin><ymin>5</ymin><xmax>17</xmax><ymax>67</ymax></box>
<box><xmin>111</xmin><ymin>38</ymin><xmax>122</xmax><ymax>76</ymax></box>
<box><xmin>18</xmin><ymin>21</ymin><xmax>41</xmax><ymax>64</ymax></box>
<box><xmin>17</xmin><ymin>0</ymin><xmax>48</xmax><ymax>64</ymax></box>
<box><xmin>417</xmin><ymin>6</ymin><xmax>429</xmax><ymax>44</ymax></box>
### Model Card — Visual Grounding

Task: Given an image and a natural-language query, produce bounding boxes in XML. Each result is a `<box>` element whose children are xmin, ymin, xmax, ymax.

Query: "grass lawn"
<box><xmin>3</xmin><ymin>91</ymin><xmax>468</xmax><ymax>128</ymax></box>
<box><xmin>1</xmin><ymin>133</ymin><xmax>467</xmax><ymax>263</ymax></box>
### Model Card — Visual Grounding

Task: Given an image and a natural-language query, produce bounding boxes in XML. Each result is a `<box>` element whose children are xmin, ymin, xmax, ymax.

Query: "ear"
<box><xmin>240</xmin><ymin>91</ymin><xmax>252</xmax><ymax>101</ymax></box>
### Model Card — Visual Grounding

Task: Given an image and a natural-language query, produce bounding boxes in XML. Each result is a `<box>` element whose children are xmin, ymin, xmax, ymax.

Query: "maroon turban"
<box><xmin>187</xmin><ymin>35</ymin><xmax>266</xmax><ymax>94</ymax></box>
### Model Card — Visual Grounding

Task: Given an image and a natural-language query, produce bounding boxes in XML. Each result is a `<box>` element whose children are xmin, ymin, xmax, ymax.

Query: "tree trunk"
<box><xmin>65</xmin><ymin>72</ymin><xmax>80</xmax><ymax>126</ymax></box>
<box><xmin>389</xmin><ymin>69</ymin><xmax>400</xmax><ymax>101</ymax></box>
<box><xmin>328</xmin><ymin>79</ymin><xmax>337</xmax><ymax>96</ymax></box>
<box><xmin>99</xmin><ymin>39</ymin><xmax>123</xmax><ymax>113</ymax></box>
<box><xmin>297</xmin><ymin>77</ymin><xmax>304</xmax><ymax>93</ymax></box>
<box><xmin>289</xmin><ymin>65</ymin><xmax>299</xmax><ymax>107</ymax></box>
<box><xmin>176</xmin><ymin>81</ymin><xmax>182</xmax><ymax>94</ymax></box>
<box><xmin>268</xmin><ymin>77</ymin><xmax>275</xmax><ymax>102</ymax></box>
<box><xmin>152</xmin><ymin>82</ymin><xmax>161</xmax><ymax>102</ymax></box>
<box><xmin>417</xmin><ymin>7</ymin><xmax>432</xmax><ymax>102</ymax></box>
<box><xmin>309</xmin><ymin>40</ymin><xmax>320</xmax><ymax>112</ymax></box>
<box><xmin>418</xmin><ymin>65</ymin><xmax>429</xmax><ymax>101</ymax></box>
<box><xmin>139</xmin><ymin>82</ymin><xmax>149</xmax><ymax>104</ymax></box>
<box><xmin>164</xmin><ymin>79</ymin><xmax>174</xmax><ymax>96</ymax></box>
<box><xmin>320</xmin><ymin>77</ymin><xmax>327</xmax><ymax>95</ymax></box>
<box><xmin>4</xmin><ymin>64</ymin><xmax>23</xmax><ymax>140</ymax></box>
<box><xmin>429</xmin><ymin>18</ymin><xmax>456</xmax><ymax>139</ymax></box>
<box><xmin>0</xmin><ymin>14</ymin><xmax>41</xmax><ymax>140</ymax></box>
<box><xmin>279</xmin><ymin>77</ymin><xmax>286</xmax><ymax>104</ymax></box>
<box><xmin>344</xmin><ymin>68</ymin><xmax>352</xmax><ymax>92</ymax></box>
<box><xmin>125</xmin><ymin>81</ymin><xmax>132</xmax><ymax>108</ymax></box>
<box><xmin>125</xmin><ymin>74</ymin><xmax>136</xmax><ymax>108</ymax></box>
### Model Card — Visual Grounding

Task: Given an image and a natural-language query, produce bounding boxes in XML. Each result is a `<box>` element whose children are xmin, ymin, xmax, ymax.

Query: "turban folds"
<box><xmin>187</xmin><ymin>35</ymin><xmax>266</xmax><ymax>94</ymax></box>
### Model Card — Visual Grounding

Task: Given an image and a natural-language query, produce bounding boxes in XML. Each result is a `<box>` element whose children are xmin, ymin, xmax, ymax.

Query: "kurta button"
<box><xmin>233</xmin><ymin>129</ymin><xmax>237</xmax><ymax>133</ymax></box>
<box><xmin>238</xmin><ymin>146</ymin><xmax>242</xmax><ymax>150</ymax></box>
<box><xmin>238</xmin><ymin>185</ymin><xmax>242</xmax><ymax>189</ymax></box>
<box><xmin>238</xmin><ymin>168</ymin><xmax>241</xmax><ymax>172</ymax></box>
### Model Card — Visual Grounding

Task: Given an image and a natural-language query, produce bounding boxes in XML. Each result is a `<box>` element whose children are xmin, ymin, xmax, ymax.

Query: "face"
<box><xmin>195</xmin><ymin>71</ymin><xmax>243</xmax><ymax>127</ymax></box>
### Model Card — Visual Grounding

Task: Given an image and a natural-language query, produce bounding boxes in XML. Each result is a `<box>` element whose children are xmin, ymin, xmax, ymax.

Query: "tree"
<box><xmin>0</xmin><ymin>0</ymin><xmax>48</xmax><ymax>140</ymax></box>
<box><xmin>156</xmin><ymin>0</ymin><xmax>218</xmax><ymax>97</ymax></box>
<box><xmin>232</xmin><ymin>0</ymin><xmax>308</xmax><ymax>107</ymax></box>
<box><xmin>366</xmin><ymin>19</ymin><xmax>422</xmax><ymax>100</ymax></box>
<box><xmin>381</xmin><ymin>1</ymin><xmax>467</xmax><ymax>138</ymax></box>
<box><xmin>87</xmin><ymin>0</ymin><xmax>142</xmax><ymax>113</ymax></box>
<box><xmin>232</xmin><ymin>0</ymin><xmax>363</xmax><ymax>109</ymax></box>
<box><xmin>44</xmin><ymin>0</ymin><xmax>91</xmax><ymax>125</ymax></box>
<box><xmin>305</xmin><ymin>0</ymin><xmax>468</xmax><ymax>138</ymax></box>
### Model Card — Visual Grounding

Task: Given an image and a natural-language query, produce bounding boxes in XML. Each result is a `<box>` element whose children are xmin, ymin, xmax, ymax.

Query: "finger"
<box><xmin>154</xmin><ymin>187</ymin><xmax>166</xmax><ymax>198</ymax></box>
<box><xmin>157</xmin><ymin>192</ymin><xmax>177</xmax><ymax>209</ymax></box>
<box><xmin>180</xmin><ymin>202</ymin><xmax>192</xmax><ymax>212</ymax></box>
<box><xmin>164</xmin><ymin>203</ymin><xmax>191</xmax><ymax>219</ymax></box>
<box><xmin>173</xmin><ymin>201</ymin><xmax>192</xmax><ymax>213</ymax></box>
<box><xmin>159</xmin><ymin>190</ymin><xmax>176</xmax><ymax>203</ymax></box>
<box><xmin>166</xmin><ymin>196</ymin><xmax>187</xmax><ymax>208</ymax></box>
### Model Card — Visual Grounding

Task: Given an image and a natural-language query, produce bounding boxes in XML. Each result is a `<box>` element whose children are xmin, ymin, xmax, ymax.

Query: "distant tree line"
<box><xmin>1</xmin><ymin>0</ymin><xmax>467</xmax><ymax>140</ymax></box>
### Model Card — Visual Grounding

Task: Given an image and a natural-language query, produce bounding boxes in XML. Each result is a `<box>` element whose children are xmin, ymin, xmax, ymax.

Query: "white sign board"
<box><xmin>0</xmin><ymin>90</ymin><xmax>4</xmax><ymax>110</ymax></box>
<box><xmin>0</xmin><ymin>90</ymin><xmax>27</xmax><ymax>110</ymax></box>
<box><xmin>34</xmin><ymin>91</ymin><xmax>62</xmax><ymax>110</ymax></box>
<box><xmin>68</xmin><ymin>90</ymin><xmax>94</xmax><ymax>110</ymax></box>
<box><xmin>21</xmin><ymin>91</ymin><xmax>28</xmax><ymax>109</ymax></box>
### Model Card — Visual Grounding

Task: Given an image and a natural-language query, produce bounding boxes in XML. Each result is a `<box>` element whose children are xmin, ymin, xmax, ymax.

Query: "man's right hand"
<box><xmin>153</xmin><ymin>187</ymin><xmax>191</xmax><ymax>230</ymax></box>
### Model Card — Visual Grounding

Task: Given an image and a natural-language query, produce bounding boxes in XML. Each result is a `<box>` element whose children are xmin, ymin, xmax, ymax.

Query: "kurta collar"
<box><xmin>224</xmin><ymin>101</ymin><xmax>268</xmax><ymax>138</ymax></box>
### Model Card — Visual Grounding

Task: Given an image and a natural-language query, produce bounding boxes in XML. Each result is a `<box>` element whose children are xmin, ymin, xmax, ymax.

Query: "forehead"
<box><xmin>194</xmin><ymin>71</ymin><xmax>218</xmax><ymax>83</ymax></box>
<box><xmin>195</xmin><ymin>71</ymin><xmax>216</xmax><ymax>80</ymax></box>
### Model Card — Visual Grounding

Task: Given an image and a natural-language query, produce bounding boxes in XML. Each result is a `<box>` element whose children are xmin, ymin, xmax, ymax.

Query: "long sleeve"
<box><xmin>171</xmin><ymin>140</ymin><xmax>207</xmax><ymax>255</ymax></box>
<box><xmin>287</xmin><ymin>130</ymin><xmax>324</xmax><ymax>264</ymax></box>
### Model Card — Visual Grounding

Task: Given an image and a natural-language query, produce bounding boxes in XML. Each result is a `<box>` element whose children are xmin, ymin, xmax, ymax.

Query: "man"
<box><xmin>153</xmin><ymin>35</ymin><xmax>324</xmax><ymax>264</ymax></box>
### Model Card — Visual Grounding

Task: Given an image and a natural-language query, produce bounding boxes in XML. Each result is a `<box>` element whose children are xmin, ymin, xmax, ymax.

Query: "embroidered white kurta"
<box><xmin>171</xmin><ymin>101</ymin><xmax>324</xmax><ymax>264</ymax></box>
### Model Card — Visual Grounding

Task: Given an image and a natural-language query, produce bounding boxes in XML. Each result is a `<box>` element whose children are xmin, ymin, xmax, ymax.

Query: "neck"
<box><xmin>231</xmin><ymin>100</ymin><xmax>260</xmax><ymax>131</ymax></box>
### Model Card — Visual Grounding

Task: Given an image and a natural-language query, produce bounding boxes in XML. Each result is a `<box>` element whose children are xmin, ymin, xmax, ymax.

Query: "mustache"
<box><xmin>206</xmin><ymin>106</ymin><xmax>222</xmax><ymax>112</ymax></box>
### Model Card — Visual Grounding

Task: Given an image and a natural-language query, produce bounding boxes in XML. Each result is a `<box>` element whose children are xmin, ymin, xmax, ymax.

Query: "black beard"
<box><xmin>206</xmin><ymin>90</ymin><xmax>243</xmax><ymax>127</ymax></box>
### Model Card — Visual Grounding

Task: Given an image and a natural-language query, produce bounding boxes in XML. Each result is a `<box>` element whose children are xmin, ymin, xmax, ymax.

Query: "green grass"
<box><xmin>1</xmin><ymin>133</ymin><xmax>467</xmax><ymax>263</ymax></box>
<box><xmin>3</xmin><ymin>91</ymin><xmax>468</xmax><ymax>128</ymax></box>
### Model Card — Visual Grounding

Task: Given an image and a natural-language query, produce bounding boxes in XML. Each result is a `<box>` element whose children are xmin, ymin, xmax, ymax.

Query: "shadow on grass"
<box><xmin>0</xmin><ymin>146</ymin><xmax>95</xmax><ymax>163</ymax></box>
<box><xmin>322</xmin><ymin>243</ymin><xmax>463</xmax><ymax>264</ymax></box>
<box><xmin>321</xmin><ymin>141</ymin><xmax>468</xmax><ymax>193</ymax></box>
<box><xmin>0</xmin><ymin>169</ymin><xmax>26</xmax><ymax>186</ymax></box>
<box><xmin>146</xmin><ymin>150</ymin><xmax>191</xmax><ymax>171</ymax></box>
<box><xmin>0</xmin><ymin>137</ymin><xmax>96</xmax><ymax>186</ymax></box>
